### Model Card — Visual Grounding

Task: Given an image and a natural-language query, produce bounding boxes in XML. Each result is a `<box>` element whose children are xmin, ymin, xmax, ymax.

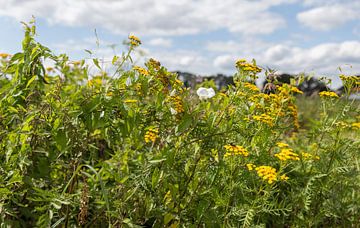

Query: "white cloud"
<box><xmin>148</xmin><ymin>38</ymin><xmax>172</xmax><ymax>48</ymax></box>
<box><xmin>297</xmin><ymin>3</ymin><xmax>360</xmax><ymax>31</ymax></box>
<box><xmin>210</xmin><ymin>40</ymin><xmax>360</xmax><ymax>77</ymax></box>
<box><xmin>213</xmin><ymin>55</ymin><xmax>236</xmax><ymax>70</ymax></box>
<box><xmin>0</xmin><ymin>0</ymin><xmax>292</xmax><ymax>36</ymax></box>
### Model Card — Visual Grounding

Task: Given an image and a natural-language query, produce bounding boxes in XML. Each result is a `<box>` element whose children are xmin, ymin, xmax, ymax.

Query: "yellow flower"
<box><xmin>351</xmin><ymin>122</ymin><xmax>360</xmax><ymax>129</ymax></box>
<box><xmin>244</xmin><ymin>82</ymin><xmax>259</xmax><ymax>92</ymax></box>
<box><xmin>87</xmin><ymin>78</ymin><xmax>102</xmax><ymax>87</ymax></box>
<box><xmin>144</xmin><ymin>127</ymin><xmax>159</xmax><ymax>143</ymax></box>
<box><xmin>133</xmin><ymin>66</ymin><xmax>149</xmax><ymax>75</ymax></box>
<box><xmin>290</xmin><ymin>86</ymin><xmax>303</xmax><ymax>94</ymax></box>
<box><xmin>0</xmin><ymin>53</ymin><xmax>11</xmax><ymax>58</ymax></box>
<box><xmin>301</xmin><ymin>152</ymin><xmax>320</xmax><ymax>160</ymax></box>
<box><xmin>246</xmin><ymin>163</ymin><xmax>256</xmax><ymax>171</ymax></box>
<box><xmin>319</xmin><ymin>91</ymin><xmax>339</xmax><ymax>98</ymax></box>
<box><xmin>224</xmin><ymin>145</ymin><xmax>249</xmax><ymax>157</ymax></box>
<box><xmin>274</xmin><ymin>148</ymin><xmax>300</xmax><ymax>161</ymax></box>
<box><xmin>235</xmin><ymin>59</ymin><xmax>262</xmax><ymax>74</ymax></box>
<box><xmin>255</xmin><ymin>166</ymin><xmax>277</xmax><ymax>184</ymax></box>
<box><xmin>170</xmin><ymin>96</ymin><xmax>184</xmax><ymax>114</ymax></box>
<box><xmin>280</xmin><ymin>174</ymin><xmax>289</xmax><ymax>181</ymax></box>
<box><xmin>129</xmin><ymin>35</ymin><xmax>141</xmax><ymax>46</ymax></box>
<box><xmin>276</xmin><ymin>142</ymin><xmax>289</xmax><ymax>148</ymax></box>
<box><xmin>124</xmin><ymin>99</ymin><xmax>137</xmax><ymax>103</ymax></box>
<box><xmin>147</xmin><ymin>58</ymin><xmax>161</xmax><ymax>70</ymax></box>
<box><xmin>253</xmin><ymin>114</ymin><xmax>274</xmax><ymax>127</ymax></box>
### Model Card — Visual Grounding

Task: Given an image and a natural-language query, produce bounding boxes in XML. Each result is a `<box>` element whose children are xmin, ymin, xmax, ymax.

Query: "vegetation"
<box><xmin>0</xmin><ymin>21</ymin><xmax>360</xmax><ymax>227</ymax></box>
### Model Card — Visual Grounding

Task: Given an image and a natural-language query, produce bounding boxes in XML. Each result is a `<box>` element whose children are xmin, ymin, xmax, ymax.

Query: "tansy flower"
<box><xmin>133</xmin><ymin>66</ymin><xmax>149</xmax><ymax>75</ymax></box>
<box><xmin>129</xmin><ymin>35</ymin><xmax>141</xmax><ymax>46</ymax></box>
<box><xmin>280</xmin><ymin>174</ymin><xmax>289</xmax><ymax>181</ymax></box>
<box><xmin>0</xmin><ymin>53</ymin><xmax>11</xmax><ymax>58</ymax></box>
<box><xmin>170</xmin><ymin>96</ymin><xmax>184</xmax><ymax>114</ymax></box>
<box><xmin>144</xmin><ymin>127</ymin><xmax>159</xmax><ymax>143</ymax></box>
<box><xmin>301</xmin><ymin>152</ymin><xmax>320</xmax><ymax>160</ymax></box>
<box><xmin>244</xmin><ymin>82</ymin><xmax>259</xmax><ymax>92</ymax></box>
<box><xmin>319</xmin><ymin>91</ymin><xmax>339</xmax><ymax>98</ymax></box>
<box><xmin>275</xmin><ymin>148</ymin><xmax>300</xmax><ymax>161</ymax></box>
<box><xmin>253</xmin><ymin>114</ymin><xmax>274</xmax><ymax>127</ymax></box>
<box><xmin>255</xmin><ymin>166</ymin><xmax>277</xmax><ymax>184</ymax></box>
<box><xmin>224</xmin><ymin>145</ymin><xmax>249</xmax><ymax>157</ymax></box>
<box><xmin>276</xmin><ymin>142</ymin><xmax>289</xmax><ymax>148</ymax></box>
<box><xmin>124</xmin><ymin>99</ymin><xmax>137</xmax><ymax>103</ymax></box>
<box><xmin>246</xmin><ymin>163</ymin><xmax>256</xmax><ymax>171</ymax></box>
<box><xmin>351</xmin><ymin>122</ymin><xmax>360</xmax><ymax>129</ymax></box>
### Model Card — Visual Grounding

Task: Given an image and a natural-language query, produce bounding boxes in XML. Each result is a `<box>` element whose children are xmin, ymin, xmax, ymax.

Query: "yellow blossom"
<box><xmin>276</xmin><ymin>142</ymin><xmax>289</xmax><ymax>148</ymax></box>
<box><xmin>280</xmin><ymin>174</ymin><xmax>289</xmax><ymax>181</ymax></box>
<box><xmin>351</xmin><ymin>122</ymin><xmax>360</xmax><ymax>129</ymax></box>
<box><xmin>87</xmin><ymin>78</ymin><xmax>102</xmax><ymax>87</ymax></box>
<box><xmin>246</xmin><ymin>163</ymin><xmax>256</xmax><ymax>171</ymax></box>
<box><xmin>255</xmin><ymin>166</ymin><xmax>277</xmax><ymax>184</ymax></box>
<box><xmin>133</xmin><ymin>66</ymin><xmax>149</xmax><ymax>75</ymax></box>
<box><xmin>129</xmin><ymin>35</ymin><xmax>141</xmax><ymax>46</ymax></box>
<box><xmin>301</xmin><ymin>152</ymin><xmax>320</xmax><ymax>160</ymax></box>
<box><xmin>244</xmin><ymin>82</ymin><xmax>260</xmax><ymax>92</ymax></box>
<box><xmin>253</xmin><ymin>114</ymin><xmax>274</xmax><ymax>126</ymax></box>
<box><xmin>169</xmin><ymin>96</ymin><xmax>184</xmax><ymax>114</ymax></box>
<box><xmin>0</xmin><ymin>53</ymin><xmax>11</xmax><ymax>58</ymax></box>
<box><xmin>144</xmin><ymin>127</ymin><xmax>159</xmax><ymax>143</ymax></box>
<box><xmin>319</xmin><ymin>91</ymin><xmax>339</xmax><ymax>98</ymax></box>
<box><xmin>275</xmin><ymin>148</ymin><xmax>300</xmax><ymax>161</ymax></box>
<box><xmin>224</xmin><ymin>145</ymin><xmax>249</xmax><ymax>157</ymax></box>
<box><xmin>124</xmin><ymin>99</ymin><xmax>137</xmax><ymax>103</ymax></box>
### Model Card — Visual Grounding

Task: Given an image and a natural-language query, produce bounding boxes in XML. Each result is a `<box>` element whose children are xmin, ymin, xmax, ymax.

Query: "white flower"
<box><xmin>196</xmin><ymin>87</ymin><xmax>215</xmax><ymax>100</ymax></box>
<box><xmin>126</xmin><ymin>77</ymin><xmax>132</xmax><ymax>86</ymax></box>
<box><xmin>170</xmin><ymin>107</ymin><xmax>177</xmax><ymax>115</ymax></box>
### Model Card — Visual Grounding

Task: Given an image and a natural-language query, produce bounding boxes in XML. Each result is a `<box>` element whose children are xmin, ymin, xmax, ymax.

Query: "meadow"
<box><xmin>0</xmin><ymin>21</ymin><xmax>360</xmax><ymax>227</ymax></box>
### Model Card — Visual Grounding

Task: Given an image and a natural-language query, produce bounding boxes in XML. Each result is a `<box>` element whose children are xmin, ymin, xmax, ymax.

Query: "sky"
<box><xmin>0</xmin><ymin>0</ymin><xmax>359</xmax><ymax>88</ymax></box>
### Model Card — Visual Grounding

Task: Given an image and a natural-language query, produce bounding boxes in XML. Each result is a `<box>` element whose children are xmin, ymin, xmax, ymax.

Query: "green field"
<box><xmin>1</xmin><ymin>22</ymin><xmax>360</xmax><ymax>227</ymax></box>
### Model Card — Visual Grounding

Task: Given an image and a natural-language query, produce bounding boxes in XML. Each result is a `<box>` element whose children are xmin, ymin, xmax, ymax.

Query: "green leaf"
<box><xmin>93</xmin><ymin>58</ymin><xmax>101</xmax><ymax>70</ymax></box>
<box><xmin>26</xmin><ymin>75</ymin><xmax>37</xmax><ymax>88</ymax></box>
<box><xmin>175</xmin><ymin>114</ymin><xmax>193</xmax><ymax>134</ymax></box>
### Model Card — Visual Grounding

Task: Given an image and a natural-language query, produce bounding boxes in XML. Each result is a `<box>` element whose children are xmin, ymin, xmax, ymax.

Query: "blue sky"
<box><xmin>0</xmin><ymin>0</ymin><xmax>359</xmax><ymax>87</ymax></box>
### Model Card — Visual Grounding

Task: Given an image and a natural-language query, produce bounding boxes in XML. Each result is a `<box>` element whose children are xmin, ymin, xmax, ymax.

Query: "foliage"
<box><xmin>0</xmin><ymin>22</ymin><xmax>360</xmax><ymax>227</ymax></box>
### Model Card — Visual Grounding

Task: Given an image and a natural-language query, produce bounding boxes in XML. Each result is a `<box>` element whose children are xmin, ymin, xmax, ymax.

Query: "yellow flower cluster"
<box><xmin>352</xmin><ymin>122</ymin><xmax>360</xmax><ymax>129</ymax></box>
<box><xmin>87</xmin><ymin>78</ymin><xmax>102</xmax><ymax>87</ymax></box>
<box><xmin>287</xmin><ymin>103</ymin><xmax>300</xmax><ymax>130</ymax></box>
<box><xmin>128</xmin><ymin>35</ymin><xmax>141</xmax><ymax>46</ymax></box>
<box><xmin>280</xmin><ymin>174</ymin><xmax>289</xmax><ymax>181</ymax></box>
<box><xmin>133</xmin><ymin>66</ymin><xmax>149</xmax><ymax>76</ymax></box>
<box><xmin>246</xmin><ymin>163</ymin><xmax>256</xmax><ymax>171</ymax></box>
<box><xmin>147</xmin><ymin>58</ymin><xmax>161</xmax><ymax>71</ymax></box>
<box><xmin>235</xmin><ymin>59</ymin><xmax>262</xmax><ymax>74</ymax></box>
<box><xmin>224</xmin><ymin>145</ymin><xmax>249</xmax><ymax>157</ymax></box>
<box><xmin>252</xmin><ymin>114</ymin><xmax>274</xmax><ymax>127</ymax></box>
<box><xmin>290</xmin><ymin>86</ymin><xmax>303</xmax><ymax>94</ymax></box>
<box><xmin>319</xmin><ymin>91</ymin><xmax>339</xmax><ymax>98</ymax></box>
<box><xmin>244</xmin><ymin>82</ymin><xmax>259</xmax><ymax>92</ymax></box>
<box><xmin>339</xmin><ymin>74</ymin><xmax>360</xmax><ymax>85</ymax></box>
<box><xmin>276</xmin><ymin>142</ymin><xmax>289</xmax><ymax>148</ymax></box>
<box><xmin>0</xmin><ymin>53</ymin><xmax>11</xmax><ymax>58</ymax></box>
<box><xmin>255</xmin><ymin>166</ymin><xmax>277</xmax><ymax>184</ymax></box>
<box><xmin>170</xmin><ymin>96</ymin><xmax>184</xmax><ymax>114</ymax></box>
<box><xmin>144</xmin><ymin>127</ymin><xmax>159</xmax><ymax>143</ymax></box>
<box><xmin>275</xmin><ymin>147</ymin><xmax>300</xmax><ymax>161</ymax></box>
<box><xmin>277</xmin><ymin>84</ymin><xmax>303</xmax><ymax>95</ymax></box>
<box><xmin>301</xmin><ymin>152</ymin><xmax>320</xmax><ymax>160</ymax></box>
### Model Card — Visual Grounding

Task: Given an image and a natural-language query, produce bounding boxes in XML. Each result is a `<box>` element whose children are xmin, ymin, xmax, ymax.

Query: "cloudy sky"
<box><xmin>0</xmin><ymin>0</ymin><xmax>359</xmax><ymax>87</ymax></box>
